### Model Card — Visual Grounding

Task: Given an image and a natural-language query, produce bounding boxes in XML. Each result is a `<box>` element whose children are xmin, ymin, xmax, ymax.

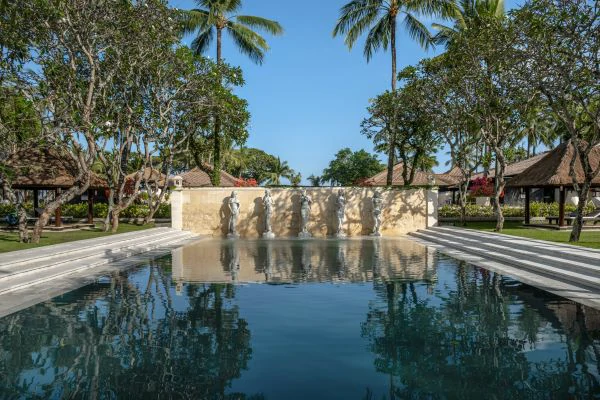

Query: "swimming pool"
<box><xmin>1</xmin><ymin>238</ymin><xmax>599</xmax><ymax>399</ymax></box>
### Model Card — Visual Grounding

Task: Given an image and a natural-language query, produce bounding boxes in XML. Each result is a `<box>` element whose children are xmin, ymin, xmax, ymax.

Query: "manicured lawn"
<box><xmin>0</xmin><ymin>223</ymin><xmax>155</xmax><ymax>254</ymax></box>
<box><xmin>452</xmin><ymin>221</ymin><xmax>600</xmax><ymax>250</ymax></box>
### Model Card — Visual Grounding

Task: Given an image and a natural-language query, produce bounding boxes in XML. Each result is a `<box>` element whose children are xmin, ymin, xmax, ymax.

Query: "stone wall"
<box><xmin>171</xmin><ymin>187</ymin><xmax>437</xmax><ymax>238</ymax></box>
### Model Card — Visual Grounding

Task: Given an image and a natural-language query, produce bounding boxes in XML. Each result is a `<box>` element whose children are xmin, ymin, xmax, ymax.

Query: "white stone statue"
<box><xmin>335</xmin><ymin>189</ymin><xmax>346</xmax><ymax>238</ymax></box>
<box><xmin>263</xmin><ymin>189</ymin><xmax>275</xmax><ymax>239</ymax></box>
<box><xmin>371</xmin><ymin>191</ymin><xmax>383</xmax><ymax>237</ymax></box>
<box><xmin>227</xmin><ymin>191</ymin><xmax>240</xmax><ymax>238</ymax></box>
<box><xmin>298</xmin><ymin>189</ymin><xmax>312</xmax><ymax>238</ymax></box>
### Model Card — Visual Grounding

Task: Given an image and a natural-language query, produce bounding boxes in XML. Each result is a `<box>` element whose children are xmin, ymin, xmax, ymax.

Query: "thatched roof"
<box><xmin>472</xmin><ymin>151</ymin><xmax>549</xmax><ymax>180</ymax></box>
<box><xmin>434</xmin><ymin>166</ymin><xmax>464</xmax><ymax>187</ymax></box>
<box><xmin>125</xmin><ymin>167</ymin><xmax>166</xmax><ymax>186</ymax></box>
<box><xmin>507</xmin><ymin>142</ymin><xmax>600</xmax><ymax>188</ymax></box>
<box><xmin>180</xmin><ymin>165</ymin><xmax>238</xmax><ymax>188</ymax></box>
<box><xmin>5</xmin><ymin>147</ymin><xmax>106</xmax><ymax>189</ymax></box>
<box><xmin>364</xmin><ymin>163</ymin><xmax>433</xmax><ymax>186</ymax></box>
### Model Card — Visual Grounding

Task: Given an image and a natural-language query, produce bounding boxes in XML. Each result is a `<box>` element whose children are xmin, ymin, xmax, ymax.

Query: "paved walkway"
<box><xmin>410</xmin><ymin>226</ymin><xmax>600</xmax><ymax>309</ymax></box>
<box><xmin>0</xmin><ymin>228</ymin><xmax>199</xmax><ymax>318</ymax></box>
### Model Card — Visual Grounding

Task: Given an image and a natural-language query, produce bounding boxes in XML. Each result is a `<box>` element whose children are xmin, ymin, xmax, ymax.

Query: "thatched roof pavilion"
<box><xmin>179</xmin><ymin>166</ymin><xmax>238</xmax><ymax>187</ymax></box>
<box><xmin>507</xmin><ymin>142</ymin><xmax>600</xmax><ymax>226</ymax></box>
<box><xmin>363</xmin><ymin>163</ymin><xmax>434</xmax><ymax>186</ymax></box>
<box><xmin>125</xmin><ymin>167</ymin><xmax>167</xmax><ymax>187</ymax></box>
<box><xmin>4</xmin><ymin>147</ymin><xmax>107</xmax><ymax>227</ymax></box>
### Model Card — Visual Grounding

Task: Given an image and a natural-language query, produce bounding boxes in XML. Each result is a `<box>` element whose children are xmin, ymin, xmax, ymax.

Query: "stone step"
<box><xmin>0</xmin><ymin>230</ymin><xmax>192</xmax><ymax>283</ymax></box>
<box><xmin>430</xmin><ymin>226</ymin><xmax>600</xmax><ymax>264</ymax></box>
<box><xmin>0</xmin><ymin>231</ymin><xmax>196</xmax><ymax>296</ymax></box>
<box><xmin>410</xmin><ymin>230</ymin><xmax>600</xmax><ymax>290</ymax></box>
<box><xmin>0</xmin><ymin>227</ymin><xmax>173</xmax><ymax>269</ymax></box>
<box><xmin>422</xmin><ymin>229</ymin><xmax>600</xmax><ymax>278</ymax></box>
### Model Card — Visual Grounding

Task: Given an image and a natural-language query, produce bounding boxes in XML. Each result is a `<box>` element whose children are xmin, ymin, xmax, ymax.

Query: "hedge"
<box><xmin>0</xmin><ymin>202</ymin><xmax>170</xmax><ymax>219</ymax></box>
<box><xmin>439</xmin><ymin>202</ymin><xmax>596</xmax><ymax>218</ymax></box>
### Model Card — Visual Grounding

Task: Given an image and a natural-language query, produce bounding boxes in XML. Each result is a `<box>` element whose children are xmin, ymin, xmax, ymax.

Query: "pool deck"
<box><xmin>0</xmin><ymin>228</ymin><xmax>201</xmax><ymax>318</ymax></box>
<box><xmin>410</xmin><ymin>226</ymin><xmax>600</xmax><ymax>309</ymax></box>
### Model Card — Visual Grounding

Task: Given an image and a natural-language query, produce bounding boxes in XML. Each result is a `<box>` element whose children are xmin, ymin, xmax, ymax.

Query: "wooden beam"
<box><xmin>87</xmin><ymin>189</ymin><xmax>94</xmax><ymax>225</ymax></box>
<box><xmin>54</xmin><ymin>188</ymin><xmax>62</xmax><ymax>227</ymax></box>
<box><xmin>524</xmin><ymin>188</ymin><xmax>531</xmax><ymax>225</ymax></box>
<box><xmin>559</xmin><ymin>187</ymin><xmax>566</xmax><ymax>227</ymax></box>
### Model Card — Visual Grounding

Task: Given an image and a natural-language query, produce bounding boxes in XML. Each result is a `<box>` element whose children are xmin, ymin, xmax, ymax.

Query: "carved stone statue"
<box><xmin>262</xmin><ymin>189</ymin><xmax>275</xmax><ymax>239</ymax></box>
<box><xmin>335</xmin><ymin>189</ymin><xmax>346</xmax><ymax>238</ymax></box>
<box><xmin>227</xmin><ymin>191</ymin><xmax>240</xmax><ymax>238</ymax></box>
<box><xmin>298</xmin><ymin>189</ymin><xmax>312</xmax><ymax>238</ymax></box>
<box><xmin>371</xmin><ymin>191</ymin><xmax>383</xmax><ymax>237</ymax></box>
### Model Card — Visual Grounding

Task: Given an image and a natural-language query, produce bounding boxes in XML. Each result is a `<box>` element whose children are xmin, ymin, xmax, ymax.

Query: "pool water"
<box><xmin>1</xmin><ymin>238</ymin><xmax>600</xmax><ymax>399</ymax></box>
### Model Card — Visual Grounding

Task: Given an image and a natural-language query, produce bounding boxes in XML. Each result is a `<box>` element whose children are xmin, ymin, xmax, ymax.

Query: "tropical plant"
<box><xmin>307</xmin><ymin>174</ymin><xmax>323</xmax><ymax>187</ymax></box>
<box><xmin>333</xmin><ymin>0</ymin><xmax>447</xmax><ymax>185</ymax></box>
<box><xmin>182</xmin><ymin>0</ymin><xmax>283</xmax><ymax>185</ymax></box>
<box><xmin>321</xmin><ymin>148</ymin><xmax>385</xmax><ymax>186</ymax></box>
<box><xmin>265</xmin><ymin>157</ymin><xmax>293</xmax><ymax>186</ymax></box>
<box><xmin>432</xmin><ymin>0</ymin><xmax>505</xmax><ymax>46</ymax></box>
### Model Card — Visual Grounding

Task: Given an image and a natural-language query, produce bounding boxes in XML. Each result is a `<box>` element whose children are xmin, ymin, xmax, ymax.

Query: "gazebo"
<box><xmin>507</xmin><ymin>142</ymin><xmax>600</xmax><ymax>227</ymax></box>
<box><xmin>363</xmin><ymin>162</ymin><xmax>434</xmax><ymax>186</ymax></box>
<box><xmin>5</xmin><ymin>147</ymin><xmax>107</xmax><ymax>227</ymax></box>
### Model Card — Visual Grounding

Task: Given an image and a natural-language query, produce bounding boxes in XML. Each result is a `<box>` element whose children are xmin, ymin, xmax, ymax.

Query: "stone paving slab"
<box><xmin>0</xmin><ymin>227</ymin><xmax>172</xmax><ymax>268</ymax></box>
<box><xmin>0</xmin><ymin>239</ymin><xmax>198</xmax><ymax>318</ymax></box>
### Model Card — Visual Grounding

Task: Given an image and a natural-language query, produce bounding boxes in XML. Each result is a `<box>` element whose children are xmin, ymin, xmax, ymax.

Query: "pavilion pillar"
<box><xmin>87</xmin><ymin>189</ymin><xmax>94</xmax><ymax>225</ymax></box>
<box><xmin>33</xmin><ymin>189</ymin><xmax>39</xmax><ymax>217</ymax></box>
<box><xmin>54</xmin><ymin>188</ymin><xmax>62</xmax><ymax>227</ymax></box>
<box><xmin>524</xmin><ymin>188</ymin><xmax>531</xmax><ymax>225</ymax></box>
<box><xmin>559</xmin><ymin>186</ymin><xmax>566</xmax><ymax>227</ymax></box>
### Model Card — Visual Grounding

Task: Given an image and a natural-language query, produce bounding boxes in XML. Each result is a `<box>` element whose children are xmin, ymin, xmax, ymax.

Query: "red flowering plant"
<box><xmin>469</xmin><ymin>177</ymin><xmax>494</xmax><ymax>197</ymax></box>
<box><xmin>235</xmin><ymin>178</ymin><xmax>258</xmax><ymax>187</ymax></box>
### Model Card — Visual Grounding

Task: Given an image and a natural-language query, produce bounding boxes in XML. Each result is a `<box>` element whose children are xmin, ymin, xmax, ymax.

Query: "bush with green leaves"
<box><xmin>440</xmin><ymin>202</ymin><xmax>596</xmax><ymax>218</ymax></box>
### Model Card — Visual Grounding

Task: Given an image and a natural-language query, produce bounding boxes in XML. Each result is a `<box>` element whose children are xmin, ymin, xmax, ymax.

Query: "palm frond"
<box><xmin>403</xmin><ymin>12</ymin><xmax>433</xmax><ymax>50</ymax></box>
<box><xmin>236</xmin><ymin>15</ymin><xmax>284</xmax><ymax>35</ymax></box>
<box><xmin>363</xmin><ymin>16</ymin><xmax>391</xmax><ymax>61</ymax></box>
<box><xmin>227</xmin><ymin>21</ymin><xmax>269</xmax><ymax>64</ymax></box>
<box><xmin>333</xmin><ymin>0</ymin><xmax>382</xmax><ymax>48</ymax></box>
<box><xmin>431</xmin><ymin>23</ymin><xmax>456</xmax><ymax>45</ymax></box>
<box><xmin>181</xmin><ymin>9</ymin><xmax>211</xmax><ymax>36</ymax></box>
<box><xmin>198</xmin><ymin>0</ymin><xmax>240</xmax><ymax>13</ymax></box>
<box><xmin>191</xmin><ymin>26</ymin><xmax>215</xmax><ymax>55</ymax></box>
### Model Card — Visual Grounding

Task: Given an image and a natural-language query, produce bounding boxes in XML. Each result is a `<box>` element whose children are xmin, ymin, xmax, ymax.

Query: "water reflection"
<box><xmin>0</xmin><ymin>259</ymin><xmax>254</xmax><ymax>399</ymax></box>
<box><xmin>362</xmin><ymin>264</ymin><xmax>600</xmax><ymax>399</ymax></box>
<box><xmin>1</xmin><ymin>240</ymin><xmax>600</xmax><ymax>399</ymax></box>
<box><xmin>171</xmin><ymin>238</ymin><xmax>438</xmax><ymax>285</ymax></box>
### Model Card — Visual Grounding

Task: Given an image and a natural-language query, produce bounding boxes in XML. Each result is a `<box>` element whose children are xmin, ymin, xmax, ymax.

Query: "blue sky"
<box><xmin>170</xmin><ymin>0</ymin><xmax>521</xmax><ymax>183</ymax></box>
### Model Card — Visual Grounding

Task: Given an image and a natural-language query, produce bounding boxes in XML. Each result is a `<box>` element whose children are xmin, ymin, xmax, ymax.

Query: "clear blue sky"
<box><xmin>171</xmin><ymin>0</ymin><xmax>521</xmax><ymax>183</ymax></box>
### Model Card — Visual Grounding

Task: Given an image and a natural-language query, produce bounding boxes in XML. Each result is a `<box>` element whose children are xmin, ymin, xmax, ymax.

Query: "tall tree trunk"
<box><xmin>212</xmin><ymin>27</ymin><xmax>224</xmax><ymax>186</ymax></box>
<box><xmin>493</xmin><ymin>153</ymin><xmax>506</xmax><ymax>232</ymax></box>
<box><xmin>385</xmin><ymin>14</ymin><xmax>397</xmax><ymax>187</ymax></box>
<box><xmin>31</xmin><ymin>183</ymin><xmax>89</xmax><ymax>243</ymax></box>
<box><xmin>569</xmin><ymin>181</ymin><xmax>590</xmax><ymax>243</ymax></box>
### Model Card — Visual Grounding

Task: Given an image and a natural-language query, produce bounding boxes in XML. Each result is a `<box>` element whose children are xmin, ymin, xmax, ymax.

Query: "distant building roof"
<box><xmin>125</xmin><ymin>167</ymin><xmax>166</xmax><ymax>186</ymax></box>
<box><xmin>434</xmin><ymin>166</ymin><xmax>464</xmax><ymax>187</ymax></box>
<box><xmin>363</xmin><ymin>163</ymin><xmax>433</xmax><ymax>186</ymax></box>
<box><xmin>180</xmin><ymin>165</ymin><xmax>238</xmax><ymax>188</ymax></box>
<box><xmin>507</xmin><ymin>142</ymin><xmax>600</xmax><ymax>188</ymax></box>
<box><xmin>6</xmin><ymin>147</ymin><xmax>106</xmax><ymax>189</ymax></box>
<box><xmin>472</xmin><ymin>152</ymin><xmax>549</xmax><ymax>180</ymax></box>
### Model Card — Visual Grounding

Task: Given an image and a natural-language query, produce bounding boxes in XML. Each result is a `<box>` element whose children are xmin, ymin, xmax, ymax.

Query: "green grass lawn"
<box><xmin>452</xmin><ymin>221</ymin><xmax>600</xmax><ymax>250</ymax></box>
<box><xmin>0</xmin><ymin>223</ymin><xmax>155</xmax><ymax>254</ymax></box>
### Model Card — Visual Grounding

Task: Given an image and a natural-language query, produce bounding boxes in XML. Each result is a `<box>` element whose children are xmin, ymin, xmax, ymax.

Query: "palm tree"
<box><xmin>183</xmin><ymin>0</ymin><xmax>283</xmax><ymax>185</ymax></box>
<box><xmin>432</xmin><ymin>0</ymin><xmax>505</xmax><ymax>46</ymax></box>
<box><xmin>333</xmin><ymin>0</ymin><xmax>445</xmax><ymax>185</ymax></box>
<box><xmin>265</xmin><ymin>157</ymin><xmax>293</xmax><ymax>186</ymax></box>
<box><xmin>307</xmin><ymin>174</ymin><xmax>323</xmax><ymax>187</ymax></box>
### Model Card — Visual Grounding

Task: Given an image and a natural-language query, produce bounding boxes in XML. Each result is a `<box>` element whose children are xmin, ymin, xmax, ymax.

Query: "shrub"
<box><xmin>440</xmin><ymin>201</ymin><xmax>596</xmax><ymax>218</ymax></box>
